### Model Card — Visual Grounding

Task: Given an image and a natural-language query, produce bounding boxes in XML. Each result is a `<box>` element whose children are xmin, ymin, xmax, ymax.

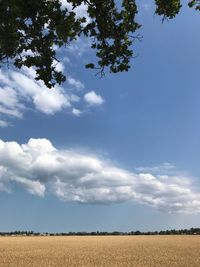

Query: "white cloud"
<box><xmin>70</xmin><ymin>94</ymin><xmax>80</xmax><ymax>103</ymax></box>
<box><xmin>67</xmin><ymin>77</ymin><xmax>85</xmax><ymax>90</ymax></box>
<box><xmin>0</xmin><ymin>104</ymin><xmax>23</xmax><ymax>119</ymax></box>
<box><xmin>12</xmin><ymin>176</ymin><xmax>45</xmax><ymax>197</ymax></box>
<box><xmin>11</xmin><ymin>70</ymin><xmax>71</xmax><ymax>114</ymax></box>
<box><xmin>0</xmin><ymin>66</ymin><xmax>105</xmax><ymax>124</ymax></box>
<box><xmin>0</xmin><ymin>86</ymin><xmax>21</xmax><ymax>109</ymax></box>
<box><xmin>67</xmin><ymin>37</ymin><xmax>90</xmax><ymax>57</ymax></box>
<box><xmin>84</xmin><ymin>91</ymin><xmax>104</xmax><ymax>106</ymax></box>
<box><xmin>0</xmin><ymin>69</ymin><xmax>71</xmax><ymax>117</ymax></box>
<box><xmin>60</xmin><ymin>1</ymin><xmax>90</xmax><ymax>25</ymax></box>
<box><xmin>0</xmin><ymin>120</ymin><xmax>9</xmax><ymax>127</ymax></box>
<box><xmin>0</xmin><ymin>84</ymin><xmax>24</xmax><ymax>119</ymax></box>
<box><xmin>52</xmin><ymin>60</ymin><xmax>65</xmax><ymax>73</ymax></box>
<box><xmin>136</xmin><ymin>163</ymin><xmax>176</xmax><ymax>174</ymax></box>
<box><xmin>0</xmin><ymin>138</ymin><xmax>200</xmax><ymax>214</ymax></box>
<box><xmin>72</xmin><ymin>108</ymin><xmax>82</xmax><ymax>116</ymax></box>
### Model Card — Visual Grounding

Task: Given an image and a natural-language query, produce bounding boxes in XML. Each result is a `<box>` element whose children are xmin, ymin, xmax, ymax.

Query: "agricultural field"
<box><xmin>0</xmin><ymin>235</ymin><xmax>200</xmax><ymax>267</ymax></box>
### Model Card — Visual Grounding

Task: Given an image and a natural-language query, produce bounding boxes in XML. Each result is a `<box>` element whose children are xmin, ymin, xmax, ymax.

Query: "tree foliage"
<box><xmin>0</xmin><ymin>0</ymin><xmax>199</xmax><ymax>88</ymax></box>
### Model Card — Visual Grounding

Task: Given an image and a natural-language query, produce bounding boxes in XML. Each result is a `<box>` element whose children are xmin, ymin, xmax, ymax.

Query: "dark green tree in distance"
<box><xmin>0</xmin><ymin>0</ymin><xmax>199</xmax><ymax>88</ymax></box>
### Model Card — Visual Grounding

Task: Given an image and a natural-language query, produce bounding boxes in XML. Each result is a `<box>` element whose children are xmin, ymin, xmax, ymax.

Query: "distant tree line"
<box><xmin>1</xmin><ymin>228</ymin><xmax>200</xmax><ymax>236</ymax></box>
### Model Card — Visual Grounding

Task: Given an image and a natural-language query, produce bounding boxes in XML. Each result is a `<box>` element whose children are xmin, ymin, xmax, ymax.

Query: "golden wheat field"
<box><xmin>0</xmin><ymin>235</ymin><xmax>200</xmax><ymax>267</ymax></box>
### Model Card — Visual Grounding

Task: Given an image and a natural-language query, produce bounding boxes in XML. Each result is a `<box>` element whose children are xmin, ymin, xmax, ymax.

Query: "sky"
<box><xmin>1</xmin><ymin>1</ymin><xmax>200</xmax><ymax>232</ymax></box>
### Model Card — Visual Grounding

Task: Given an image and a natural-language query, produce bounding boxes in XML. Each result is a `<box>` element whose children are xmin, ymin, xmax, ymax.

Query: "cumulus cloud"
<box><xmin>0</xmin><ymin>65</ymin><xmax>104</xmax><ymax>124</ymax></box>
<box><xmin>0</xmin><ymin>69</ymin><xmax>71</xmax><ymax>116</ymax></box>
<box><xmin>0</xmin><ymin>138</ymin><xmax>200</xmax><ymax>214</ymax></box>
<box><xmin>84</xmin><ymin>91</ymin><xmax>104</xmax><ymax>106</ymax></box>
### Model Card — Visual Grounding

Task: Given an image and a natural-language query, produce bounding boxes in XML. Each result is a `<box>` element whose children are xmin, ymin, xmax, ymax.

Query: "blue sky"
<box><xmin>0</xmin><ymin>1</ymin><xmax>200</xmax><ymax>232</ymax></box>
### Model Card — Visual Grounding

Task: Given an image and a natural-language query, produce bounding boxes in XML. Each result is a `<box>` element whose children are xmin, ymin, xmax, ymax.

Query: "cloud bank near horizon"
<box><xmin>0</xmin><ymin>138</ymin><xmax>199</xmax><ymax>214</ymax></box>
